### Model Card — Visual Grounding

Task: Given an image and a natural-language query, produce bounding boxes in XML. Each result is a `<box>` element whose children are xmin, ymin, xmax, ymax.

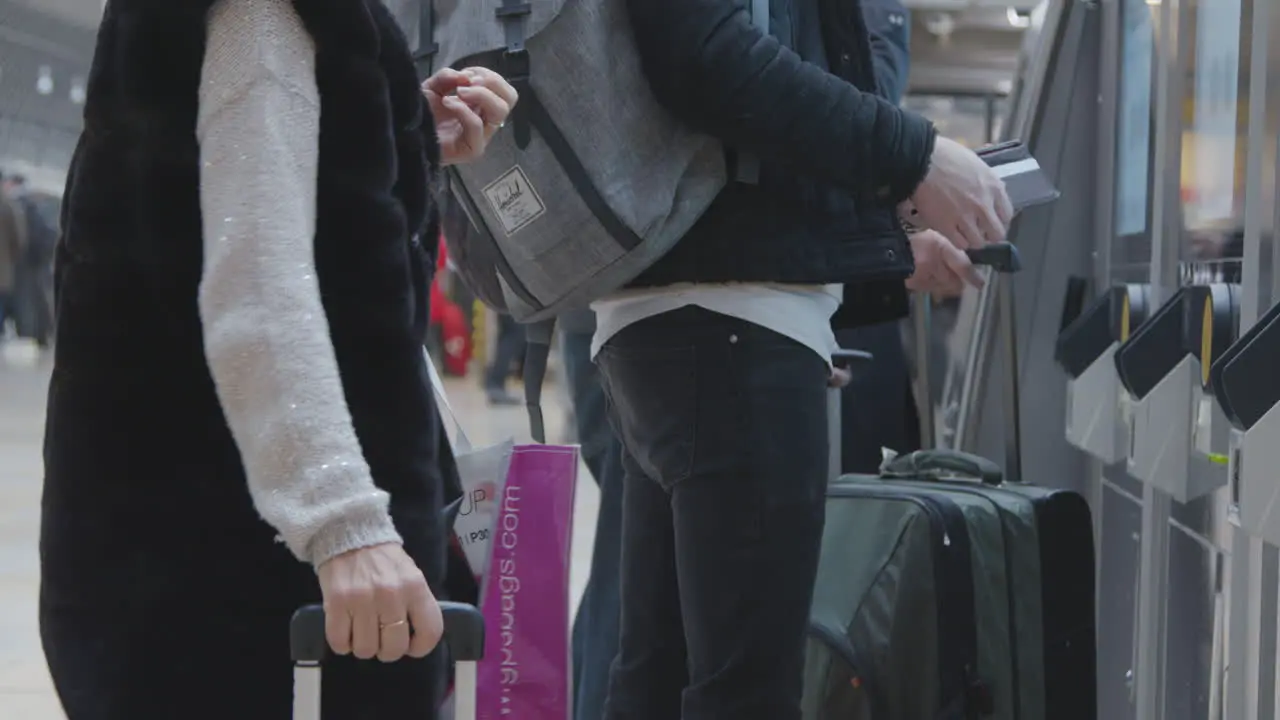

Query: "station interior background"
<box><xmin>1</xmin><ymin>0</ymin><xmax>1279</xmax><ymax>718</ymax></box>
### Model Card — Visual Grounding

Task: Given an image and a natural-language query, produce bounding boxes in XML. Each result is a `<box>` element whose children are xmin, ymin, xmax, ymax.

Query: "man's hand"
<box><xmin>424</xmin><ymin>67</ymin><xmax>519</xmax><ymax>166</ymax></box>
<box><xmin>902</xmin><ymin>136</ymin><xmax>1014</xmax><ymax>249</ymax></box>
<box><xmin>904</xmin><ymin>229</ymin><xmax>984</xmax><ymax>298</ymax></box>
<box><xmin>828</xmin><ymin>366</ymin><xmax>853</xmax><ymax>388</ymax></box>
<box><xmin>317</xmin><ymin>543</ymin><xmax>444</xmax><ymax>663</ymax></box>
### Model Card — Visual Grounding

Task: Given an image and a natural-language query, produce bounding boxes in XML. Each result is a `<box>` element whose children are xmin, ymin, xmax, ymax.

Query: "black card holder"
<box><xmin>977</xmin><ymin>141</ymin><xmax>1061</xmax><ymax>211</ymax></box>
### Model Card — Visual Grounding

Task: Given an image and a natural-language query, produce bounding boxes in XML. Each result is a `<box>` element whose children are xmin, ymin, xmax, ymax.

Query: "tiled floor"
<box><xmin>0</xmin><ymin>340</ymin><xmax>599</xmax><ymax>718</ymax></box>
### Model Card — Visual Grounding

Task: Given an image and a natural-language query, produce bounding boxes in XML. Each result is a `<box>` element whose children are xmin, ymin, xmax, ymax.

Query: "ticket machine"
<box><xmin>1209</xmin><ymin>300</ymin><xmax>1280</xmax><ymax>543</ymax></box>
<box><xmin>1055</xmin><ymin>284</ymin><xmax>1150</xmax><ymax>463</ymax></box>
<box><xmin>1113</xmin><ymin>284</ymin><xmax>1240</xmax><ymax>502</ymax></box>
<box><xmin>1183</xmin><ymin>283</ymin><xmax>1241</xmax><ymax>467</ymax></box>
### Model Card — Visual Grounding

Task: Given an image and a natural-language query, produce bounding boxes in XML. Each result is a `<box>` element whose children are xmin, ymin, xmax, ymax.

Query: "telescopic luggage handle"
<box><xmin>832</xmin><ymin>348</ymin><xmax>875</xmax><ymax>368</ymax></box>
<box><xmin>966</xmin><ymin>243</ymin><xmax>1022</xmax><ymax>273</ymax></box>
<box><xmin>289</xmin><ymin>602</ymin><xmax>485</xmax><ymax>663</ymax></box>
<box><xmin>827</xmin><ymin>348</ymin><xmax>876</xmax><ymax>481</ymax></box>
<box><xmin>914</xmin><ymin>242</ymin><xmax>1024</xmax><ymax>464</ymax></box>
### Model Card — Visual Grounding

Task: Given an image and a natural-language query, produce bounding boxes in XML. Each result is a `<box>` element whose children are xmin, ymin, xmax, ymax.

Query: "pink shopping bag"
<box><xmin>477</xmin><ymin>443</ymin><xmax>579</xmax><ymax>720</ymax></box>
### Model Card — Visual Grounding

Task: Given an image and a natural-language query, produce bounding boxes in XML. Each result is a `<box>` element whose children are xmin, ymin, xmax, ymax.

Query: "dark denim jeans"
<box><xmin>596</xmin><ymin>306</ymin><xmax>830</xmax><ymax>720</ymax></box>
<box><xmin>562</xmin><ymin>328</ymin><xmax>625</xmax><ymax>720</ymax></box>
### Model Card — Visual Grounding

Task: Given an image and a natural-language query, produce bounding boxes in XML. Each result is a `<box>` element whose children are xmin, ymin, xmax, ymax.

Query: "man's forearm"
<box><xmin>625</xmin><ymin>0</ymin><xmax>934</xmax><ymax>203</ymax></box>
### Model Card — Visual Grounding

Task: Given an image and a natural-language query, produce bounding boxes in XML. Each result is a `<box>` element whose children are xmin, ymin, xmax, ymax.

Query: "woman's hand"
<box><xmin>317</xmin><ymin>543</ymin><xmax>444</xmax><ymax>662</ymax></box>
<box><xmin>424</xmin><ymin>67</ymin><xmax>519</xmax><ymax>166</ymax></box>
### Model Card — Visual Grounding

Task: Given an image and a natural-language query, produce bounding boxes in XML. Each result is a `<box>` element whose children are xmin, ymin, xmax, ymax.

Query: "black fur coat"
<box><xmin>41</xmin><ymin>0</ymin><xmax>460</xmax><ymax>666</ymax></box>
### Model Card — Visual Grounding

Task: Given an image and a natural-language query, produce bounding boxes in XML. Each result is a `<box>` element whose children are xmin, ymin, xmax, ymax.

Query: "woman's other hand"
<box><xmin>317</xmin><ymin>543</ymin><xmax>445</xmax><ymax>662</ymax></box>
<box><xmin>425</xmin><ymin>67</ymin><xmax>519</xmax><ymax>166</ymax></box>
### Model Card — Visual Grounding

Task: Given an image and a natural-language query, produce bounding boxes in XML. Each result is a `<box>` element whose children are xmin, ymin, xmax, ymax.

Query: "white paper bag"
<box><xmin>426</xmin><ymin>352</ymin><xmax>512</xmax><ymax>580</ymax></box>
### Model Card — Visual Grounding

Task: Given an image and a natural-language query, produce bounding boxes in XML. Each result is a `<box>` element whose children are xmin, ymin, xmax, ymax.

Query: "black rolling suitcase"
<box><xmin>290</xmin><ymin>602</ymin><xmax>485</xmax><ymax>719</ymax></box>
<box><xmin>803</xmin><ymin>243</ymin><xmax>1097</xmax><ymax>720</ymax></box>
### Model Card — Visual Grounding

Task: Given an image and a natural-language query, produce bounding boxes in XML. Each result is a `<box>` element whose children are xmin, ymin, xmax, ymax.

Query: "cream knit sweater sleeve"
<box><xmin>196</xmin><ymin>0</ymin><xmax>403</xmax><ymax>567</ymax></box>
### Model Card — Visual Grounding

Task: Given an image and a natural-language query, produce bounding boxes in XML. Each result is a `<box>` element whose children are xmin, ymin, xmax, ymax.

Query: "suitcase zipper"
<box><xmin>907</xmin><ymin>482</ymin><xmax>1025</xmax><ymax>720</ymax></box>
<box><xmin>827</xmin><ymin>485</ymin><xmax>982</xmax><ymax>716</ymax></box>
<box><xmin>807</xmin><ymin>620</ymin><xmax>880</xmax><ymax>713</ymax></box>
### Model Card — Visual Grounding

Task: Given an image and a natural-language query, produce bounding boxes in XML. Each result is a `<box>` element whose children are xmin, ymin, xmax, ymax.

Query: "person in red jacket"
<box><xmin>429</xmin><ymin>235</ymin><xmax>474</xmax><ymax>377</ymax></box>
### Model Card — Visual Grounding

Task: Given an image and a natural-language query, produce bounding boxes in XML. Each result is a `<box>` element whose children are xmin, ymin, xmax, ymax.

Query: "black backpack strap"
<box><xmin>522</xmin><ymin>318</ymin><xmax>556</xmax><ymax>445</ymax></box>
<box><xmin>414</xmin><ymin>0</ymin><xmax>439</xmax><ymax>79</ymax></box>
<box><xmin>496</xmin><ymin>0</ymin><xmax>535</xmax><ymax>150</ymax></box>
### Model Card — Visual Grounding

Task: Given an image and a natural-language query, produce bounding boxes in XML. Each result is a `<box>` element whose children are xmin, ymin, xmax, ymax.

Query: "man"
<box><xmin>483</xmin><ymin>312</ymin><xmax>527</xmax><ymax>405</ymax></box>
<box><xmin>592</xmin><ymin>2</ymin><xmax>1013</xmax><ymax>719</ymax></box>
<box><xmin>0</xmin><ymin>171</ymin><xmax>27</xmax><ymax>337</ymax></box>
<box><xmin>566</xmin><ymin>2</ymin><xmax>981</xmax><ymax>718</ymax></box>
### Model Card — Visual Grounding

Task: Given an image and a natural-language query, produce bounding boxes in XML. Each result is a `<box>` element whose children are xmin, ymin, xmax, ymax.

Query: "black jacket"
<box><xmin>863</xmin><ymin>0</ymin><xmax>911</xmax><ymax>105</ymax></box>
<box><xmin>626</xmin><ymin>0</ymin><xmax>937</xmax><ymax>326</ymax></box>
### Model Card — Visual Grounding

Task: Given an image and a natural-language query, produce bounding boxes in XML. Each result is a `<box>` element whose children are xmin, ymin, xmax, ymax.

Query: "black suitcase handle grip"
<box><xmin>832</xmin><ymin>348</ymin><xmax>875</xmax><ymax>368</ymax></box>
<box><xmin>879</xmin><ymin>449</ymin><xmax>1004</xmax><ymax>486</ymax></box>
<box><xmin>290</xmin><ymin>602</ymin><xmax>485</xmax><ymax>664</ymax></box>
<box><xmin>965</xmin><ymin>243</ymin><xmax>1022</xmax><ymax>274</ymax></box>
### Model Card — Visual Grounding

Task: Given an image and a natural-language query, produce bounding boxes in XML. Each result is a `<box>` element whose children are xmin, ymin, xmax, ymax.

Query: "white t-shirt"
<box><xmin>591</xmin><ymin>283</ymin><xmax>843</xmax><ymax>367</ymax></box>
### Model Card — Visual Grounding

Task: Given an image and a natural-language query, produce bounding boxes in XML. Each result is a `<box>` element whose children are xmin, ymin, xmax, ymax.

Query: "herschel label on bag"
<box><xmin>482</xmin><ymin>166</ymin><xmax>546</xmax><ymax>235</ymax></box>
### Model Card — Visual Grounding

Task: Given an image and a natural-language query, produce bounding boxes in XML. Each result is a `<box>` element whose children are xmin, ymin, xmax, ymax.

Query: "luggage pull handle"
<box><xmin>291</xmin><ymin>602</ymin><xmax>485</xmax><ymax>720</ymax></box>
<box><xmin>827</xmin><ymin>349</ymin><xmax>875</xmax><ymax>482</ymax></box>
<box><xmin>880</xmin><ymin>448</ymin><xmax>1004</xmax><ymax>486</ymax></box>
<box><xmin>913</xmin><ymin>242</ymin><xmax>1024</xmax><ymax>481</ymax></box>
<box><xmin>290</xmin><ymin>601</ymin><xmax>486</xmax><ymax>664</ymax></box>
<box><xmin>965</xmin><ymin>243</ymin><xmax>1022</xmax><ymax>273</ymax></box>
<box><xmin>832</xmin><ymin>348</ymin><xmax>875</xmax><ymax>368</ymax></box>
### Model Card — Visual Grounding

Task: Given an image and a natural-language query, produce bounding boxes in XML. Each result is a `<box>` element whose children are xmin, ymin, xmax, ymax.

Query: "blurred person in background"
<box><xmin>483</xmin><ymin>312</ymin><xmax>527</xmax><ymax>406</ymax></box>
<box><xmin>0</xmin><ymin>172</ymin><xmax>24</xmax><ymax>197</ymax></box>
<box><xmin>39</xmin><ymin>0</ymin><xmax>515</xmax><ymax>717</ymax></box>
<box><xmin>0</xmin><ymin>171</ymin><xmax>26</xmax><ymax>338</ymax></box>
<box><xmin>1189</xmin><ymin>226</ymin><xmax>1244</xmax><ymax>283</ymax></box>
<box><xmin>5</xmin><ymin>174</ymin><xmax>56</xmax><ymax>348</ymax></box>
<box><xmin>560</xmin><ymin>306</ymin><xmax>626</xmax><ymax>720</ymax></box>
<box><xmin>427</xmin><ymin>235</ymin><xmax>475</xmax><ymax>377</ymax></box>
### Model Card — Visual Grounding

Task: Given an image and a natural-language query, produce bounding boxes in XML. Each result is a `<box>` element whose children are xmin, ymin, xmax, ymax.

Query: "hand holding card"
<box><xmin>899</xmin><ymin>138</ymin><xmax>1060</xmax><ymax>248</ymax></box>
<box><xmin>903</xmin><ymin>136</ymin><xmax>1015</xmax><ymax>248</ymax></box>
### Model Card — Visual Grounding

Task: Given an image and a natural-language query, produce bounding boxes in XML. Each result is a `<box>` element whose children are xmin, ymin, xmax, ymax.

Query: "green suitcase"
<box><xmin>801</xmin><ymin>455</ymin><xmax>1094</xmax><ymax>720</ymax></box>
<box><xmin>804</xmin><ymin>241</ymin><xmax>1096</xmax><ymax>719</ymax></box>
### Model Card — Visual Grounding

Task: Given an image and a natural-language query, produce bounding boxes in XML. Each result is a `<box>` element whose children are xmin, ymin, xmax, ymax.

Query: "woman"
<box><xmin>39</xmin><ymin>0</ymin><xmax>515</xmax><ymax>717</ymax></box>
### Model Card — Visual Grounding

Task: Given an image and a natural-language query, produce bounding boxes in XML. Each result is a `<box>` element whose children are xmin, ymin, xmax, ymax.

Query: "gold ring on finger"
<box><xmin>379</xmin><ymin>619</ymin><xmax>408</xmax><ymax>630</ymax></box>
